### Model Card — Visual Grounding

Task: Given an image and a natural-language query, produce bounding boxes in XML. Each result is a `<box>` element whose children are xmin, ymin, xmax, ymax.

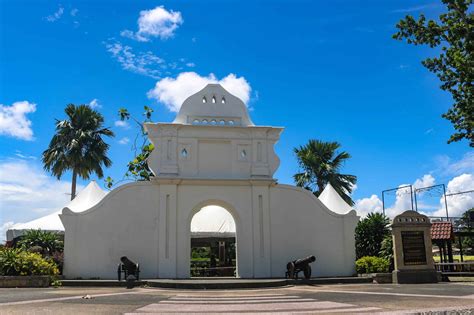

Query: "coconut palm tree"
<box><xmin>42</xmin><ymin>104</ymin><xmax>114</xmax><ymax>200</ymax></box>
<box><xmin>293</xmin><ymin>139</ymin><xmax>357</xmax><ymax>206</ymax></box>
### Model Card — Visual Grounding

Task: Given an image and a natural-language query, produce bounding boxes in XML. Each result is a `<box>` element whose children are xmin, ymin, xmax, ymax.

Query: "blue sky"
<box><xmin>1</xmin><ymin>1</ymin><xmax>473</xmax><ymax>238</ymax></box>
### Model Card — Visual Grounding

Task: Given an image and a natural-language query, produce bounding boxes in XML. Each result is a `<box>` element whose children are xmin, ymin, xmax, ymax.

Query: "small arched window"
<box><xmin>219</xmin><ymin>120</ymin><xmax>225</xmax><ymax>125</ymax></box>
<box><xmin>202</xmin><ymin>97</ymin><xmax>207</xmax><ymax>103</ymax></box>
<box><xmin>181</xmin><ymin>148</ymin><xmax>188</xmax><ymax>158</ymax></box>
<box><xmin>202</xmin><ymin>119</ymin><xmax>208</xmax><ymax>125</ymax></box>
<box><xmin>212</xmin><ymin>96</ymin><xmax>216</xmax><ymax>103</ymax></box>
<box><xmin>210</xmin><ymin>119</ymin><xmax>217</xmax><ymax>125</ymax></box>
<box><xmin>221</xmin><ymin>97</ymin><xmax>226</xmax><ymax>104</ymax></box>
<box><xmin>228</xmin><ymin>120</ymin><xmax>234</xmax><ymax>126</ymax></box>
<box><xmin>192</xmin><ymin>119</ymin><xmax>200</xmax><ymax>125</ymax></box>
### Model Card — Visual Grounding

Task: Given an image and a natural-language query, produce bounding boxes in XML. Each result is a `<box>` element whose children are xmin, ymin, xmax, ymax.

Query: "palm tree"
<box><xmin>42</xmin><ymin>104</ymin><xmax>114</xmax><ymax>200</ymax></box>
<box><xmin>293</xmin><ymin>139</ymin><xmax>357</xmax><ymax>206</ymax></box>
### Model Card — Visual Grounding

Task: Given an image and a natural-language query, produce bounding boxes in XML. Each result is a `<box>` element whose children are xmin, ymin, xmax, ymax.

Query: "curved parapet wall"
<box><xmin>60</xmin><ymin>180</ymin><xmax>358</xmax><ymax>279</ymax></box>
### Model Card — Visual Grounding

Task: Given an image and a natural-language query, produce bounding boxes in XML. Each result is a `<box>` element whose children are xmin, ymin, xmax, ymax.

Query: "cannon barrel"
<box><xmin>294</xmin><ymin>255</ymin><xmax>316</xmax><ymax>268</ymax></box>
<box><xmin>120</xmin><ymin>256</ymin><xmax>137</xmax><ymax>271</ymax></box>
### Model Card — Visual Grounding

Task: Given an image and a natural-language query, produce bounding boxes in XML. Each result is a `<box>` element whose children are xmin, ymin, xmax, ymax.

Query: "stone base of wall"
<box><xmin>0</xmin><ymin>276</ymin><xmax>50</xmax><ymax>288</ymax></box>
<box><xmin>392</xmin><ymin>269</ymin><xmax>440</xmax><ymax>284</ymax></box>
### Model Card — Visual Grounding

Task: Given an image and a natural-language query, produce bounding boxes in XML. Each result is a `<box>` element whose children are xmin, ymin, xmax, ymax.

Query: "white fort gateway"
<box><xmin>60</xmin><ymin>84</ymin><xmax>359</xmax><ymax>279</ymax></box>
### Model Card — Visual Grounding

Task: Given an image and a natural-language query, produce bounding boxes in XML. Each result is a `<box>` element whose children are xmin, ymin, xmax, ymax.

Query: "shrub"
<box><xmin>17</xmin><ymin>229</ymin><xmax>63</xmax><ymax>255</ymax></box>
<box><xmin>355</xmin><ymin>256</ymin><xmax>390</xmax><ymax>274</ymax></box>
<box><xmin>355</xmin><ymin>212</ymin><xmax>390</xmax><ymax>259</ymax></box>
<box><xmin>0</xmin><ymin>248</ymin><xmax>59</xmax><ymax>276</ymax></box>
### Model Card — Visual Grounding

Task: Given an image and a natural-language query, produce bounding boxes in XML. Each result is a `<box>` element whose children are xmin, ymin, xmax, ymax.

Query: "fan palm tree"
<box><xmin>42</xmin><ymin>104</ymin><xmax>114</xmax><ymax>200</ymax></box>
<box><xmin>293</xmin><ymin>139</ymin><xmax>357</xmax><ymax>206</ymax></box>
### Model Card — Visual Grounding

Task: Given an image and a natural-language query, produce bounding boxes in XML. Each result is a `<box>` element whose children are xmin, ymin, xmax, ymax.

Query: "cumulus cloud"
<box><xmin>147</xmin><ymin>72</ymin><xmax>252</xmax><ymax>112</ymax></box>
<box><xmin>89</xmin><ymin>99</ymin><xmax>101</xmax><ymax>109</ymax></box>
<box><xmin>0</xmin><ymin>159</ymin><xmax>83</xmax><ymax>239</ymax></box>
<box><xmin>0</xmin><ymin>101</ymin><xmax>36</xmax><ymax>140</ymax></box>
<box><xmin>121</xmin><ymin>6</ymin><xmax>183</xmax><ymax>42</ymax></box>
<box><xmin>118</xmin><ymin>137</ymin><xmax>130</xmax><ymax>145</ymax></box>
<box><xmin>355</xmin><ymin>195</ymin><xmax>383</xmax><ymax>218</ymax></box>
<box><xmin>355</xmin><ymin>173</ymin><xmax>437</xmax><ymax>218</ymax></box>
<box><xmin>105</xmin><ymin>40</ymin><xmax>165</xmax><ymax>79</ymax></box>
<box><xmin>45</xmin><ymin>6</ymin><xmax>64</xmax><ymax>22</ymax></box>
<box><xmin>432</xmin><ymin>174</ymin><xmax>474</xmax><ymax>217</ymax></box>
<box><xmin>114</xmin><ymin>120</ymin><xmax>130</xmax><ymax>129</ymax></box>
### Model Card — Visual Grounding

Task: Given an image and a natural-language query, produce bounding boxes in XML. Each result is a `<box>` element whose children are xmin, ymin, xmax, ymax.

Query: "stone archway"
<box><xmin>185</xmin><ymin>200</ymin><xmax>241</xmax><ymax>278</ymax></box>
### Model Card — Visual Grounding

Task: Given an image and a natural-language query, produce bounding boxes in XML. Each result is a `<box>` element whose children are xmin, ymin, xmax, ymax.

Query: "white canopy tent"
<box><xmin>6</xmin><ymin>181</ymin><xmax>107</xmax><ymax>241</ymax></box>
<box><xmin>318</xmin><ymin>183</ymin><xmax>354</xmax><ymax>215</ymax></box>
<box><xmin>190</xmin><ymin>205</ymin><xmax>236</xmax><ymax>238</ymax></box>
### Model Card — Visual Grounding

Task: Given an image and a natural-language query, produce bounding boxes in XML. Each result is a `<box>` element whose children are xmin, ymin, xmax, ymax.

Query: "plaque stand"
<box><xmin>391</xmin><ymin>210</ymin><xmax>440</xmax><ymax>284</ymax></box>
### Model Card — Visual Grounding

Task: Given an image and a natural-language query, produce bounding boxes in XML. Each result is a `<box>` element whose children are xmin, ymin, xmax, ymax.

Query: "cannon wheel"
<box><xmin>303</xmin><ymin>265</ymin><xmax>311</xmax><ymax>279</ymax></box>
<box><xmin>287</xmin><ymin>262</ymin><xmax>295</xmax><ymax>279</ymax></box>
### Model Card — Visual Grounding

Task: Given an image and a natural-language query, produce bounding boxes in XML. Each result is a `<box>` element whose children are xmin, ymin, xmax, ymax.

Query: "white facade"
<box><xmin>60</xmin><ymin>84</ymin><xmax>358</xmax><ymax>279</ymax></box>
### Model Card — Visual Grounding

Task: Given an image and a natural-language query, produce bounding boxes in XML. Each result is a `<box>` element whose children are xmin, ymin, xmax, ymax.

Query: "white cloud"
<box><xmin>436</xmin><ymin>152</ymin><xmax>474</xmax><ymax>177</ymax></box>
<box><xmin>0</xmin><ymin>101</ymin><xmax>36</xmax><ymax>140</ymax></box>
<box><xmin>45</xmin><ymin>6</ymin><xmax>64</xmax><ymax>22</ymax></box>
<box><xmin>0</xmin><ymin>159</ymin><xmax>83</xmax><ymax>239</ymax></box>
<box><xmin>105</xmin><ymin>40</ymin><xmax>165</xmax><ymax>79</ymax></box>
<box><xmin>70</xmin><ymin>8</ymin><xmax>78</xmax><ymax>17</ymax></box>
<box><xmin>186</xmin><ymin>62</ymin><xmax>195</xmax><ymax>68</ymax></box>
<box><xmin>121</xmin><ymin>6</ymin><xmax>183</xmax><ymax>42</ymax></box>
<box><xmin>413</xmin><ymin>174</ymin><xmax>435</xmax><ymax>189</ymax></box>
<box><xmin>89</xmin><ymin>99</ymin><xmax>101</xmax><ymax>109</ymax></box>
<box><xmin>432</xmin><ymin>174</ymin><xmax>474</xmax><ymax>217</ymax></box>
<box><xmin>392</xmin><ymin>4</ymin><xmax>440</xmax><ymax>13</ymax></box>
<box><xmin>147</xmin><ymin>72</ymin><xmax>252</xmax><ymax>112</ymax></box>
<box><xmin>114</xmin><ymin>120</ymin><xmax>130</xmax><ymax>129</ymax></box>
<box><xmin>356</xmin><ymin>173</ymin><xmax>438</xmax><ymax>218</ymax></box>
<box><xmin>118</xmin><ymin>137</ymin><xmax>130</xmax><ymax>145</ymax></box>
<box><xmin>355</xmin><ymin>194</ymin><xmax>383</xmax><ymax>218</ymax></box>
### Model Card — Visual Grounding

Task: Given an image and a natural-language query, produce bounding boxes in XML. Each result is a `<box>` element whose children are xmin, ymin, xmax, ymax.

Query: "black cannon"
<box><xmin>117</xmin><ymin>256</ymin><xmax>140</xmax><ymax>281</ymax></box>
<box><xmin>285</xmin><ymin>255</ymin><xmax>316</xmax><ymax>279</ymax></box>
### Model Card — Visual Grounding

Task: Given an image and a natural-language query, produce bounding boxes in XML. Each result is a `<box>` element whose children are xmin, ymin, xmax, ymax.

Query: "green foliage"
<box><xmin>393</xmin><ymin>0</ymin><xmax>473</xmax><ymax>147</ymax></box>
<box><xmin>42</xmin><ymin>104</ymin><xmax>114</xmax><ymax>199</ymax></box>
<box><xmin>379</xmin><ymin>234</ymin><xmax>394</xmax><ymax>261</ymax></box>
<box><xmin>293</xmin><ymin>139</ymin><xmax>357</xmax><ymax>206</ymax></box>
<box><xmin>51</xmin><ymin>278</ymin><xmax>62</xmax><ymax>288</ymax></box>
<box><xmin>355</xmin><ymin>212</ymin><xmax>390</xmax><ymax>259</ymax></box>
<box><xmin>355</xmin><ymin>256</ymin><xmax>390</xmax><ymax>274</ymax></box>
<box><xmin>455</xmin><ymin>208</ymin><xmax>474</xmax><ymax>254</ymax></box>
<box><xmin>0</xmin><ymin>248</ymin><xmax>59</xmax><ymax>276</ymax></box>
<box><xmin>107</xmin><ymin>106</ymin><xmax>156</xmax><ymax>187</ymax></box>
<box><xmin>17</xmin><ymin>230</ymin><xmax>63</xmax><ymax>256</ymax></box>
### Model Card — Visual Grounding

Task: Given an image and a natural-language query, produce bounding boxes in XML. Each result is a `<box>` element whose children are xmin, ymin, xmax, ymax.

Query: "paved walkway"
<box><xmin>1</xmin><ymin>282</ymin><xmax>474</xmax><ymax>314</ymax></box>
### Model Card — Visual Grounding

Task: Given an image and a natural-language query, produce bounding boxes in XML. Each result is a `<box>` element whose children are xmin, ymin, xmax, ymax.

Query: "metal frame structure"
<box><xmin>414</xmin><ymin>184</ymin><xmax>449</xmax><ymax>219</ymax></box>
<box><xmin>381</xmin><ymin>185</ymin><xmax>414</xmax><ymax>217</ymax></box>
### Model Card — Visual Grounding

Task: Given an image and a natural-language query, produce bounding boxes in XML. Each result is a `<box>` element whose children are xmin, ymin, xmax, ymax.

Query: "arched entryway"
<box><xmin>189</xmin><ymin>204</ymin><xmax>237</xmax><ymax>277</ymax></box>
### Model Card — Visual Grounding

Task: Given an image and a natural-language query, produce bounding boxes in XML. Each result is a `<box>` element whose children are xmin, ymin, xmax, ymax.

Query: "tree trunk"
<box><xmin>71</xmin><ymin>169</ymin><xmax>77</xmax><ymax>200</ymax></box>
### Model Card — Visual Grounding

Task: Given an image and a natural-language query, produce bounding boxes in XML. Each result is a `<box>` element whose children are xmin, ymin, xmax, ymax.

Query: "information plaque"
<box><xmin>401</xmin><ymin>231</ymin><xmax>427</xmax><ymax>265</ymax></box>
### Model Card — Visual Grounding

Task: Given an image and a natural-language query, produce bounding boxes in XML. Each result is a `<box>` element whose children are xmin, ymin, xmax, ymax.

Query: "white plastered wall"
<box><xmin>61</xmin><ymin>180</ymin><xmax>357</xmax><ymax>279</ymax></box>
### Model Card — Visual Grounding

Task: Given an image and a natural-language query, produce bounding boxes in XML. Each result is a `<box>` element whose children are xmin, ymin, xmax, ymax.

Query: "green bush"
<box><xmin>355</xmin><ymin>212</ymin><xmax>390</xmax><ymax>259</ymax></box>
<box><xmin>0</xmin><ymin>248</ymin><xmax>59</xmax><ymax>276</ymax></box>
<box><xmin>355</xmin><ymin>256</ymin><xmax>390</xmax><ymax>274</ymax></box>
<box><xmin>17</xmin><ymin>229</ymin><xmax>63</xmax><ymax>255</ymax></box>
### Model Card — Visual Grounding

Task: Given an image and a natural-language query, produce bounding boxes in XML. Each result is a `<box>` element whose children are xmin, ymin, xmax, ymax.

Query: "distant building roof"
<box><xmin>431</xmin><ymin>222</ymin><xmax>454</xmax><ymax>241</ymax></box>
